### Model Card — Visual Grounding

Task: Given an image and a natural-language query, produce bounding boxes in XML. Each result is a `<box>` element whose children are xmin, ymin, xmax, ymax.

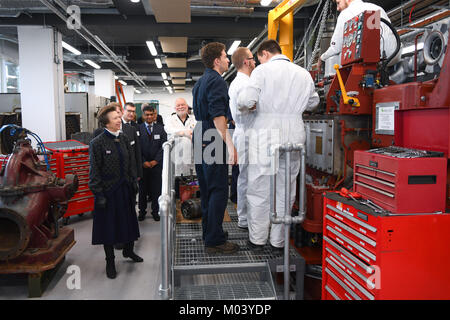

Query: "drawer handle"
<box><xmin>327</xmin><ymin>226</ymin><xmax>377</xmax><ymax>261</ymax></box>
<box><xmin>324</xmin><ymin>236</ymin><xmax>374</xmax><ymax>274</ymax></box>
<box><xmin>326</xmin><ymin>204</ymin><xmax>377</xmax><ymax>232</ymax></box>
<box><xmin>326</xmin><ymin>215</ymin><xmax>377</xmax><ymax>247</ymax></box>
<box><xmin>356</xmin><ymin>164</ymin><xmax>395</xmax><ymax>177</ymax></box>
<box><xmin>325</xmin><ymin>268</ymin><xmax>361</xmax><ymax>300</ymax></box>
<box><xmin>325</xmin><ymin>285</ymin><xmax>341</xmax><ymax>300</ymax></box>
<box><xmin>326</xmin><ymin>257</ymin><xmax>375</xmax><ymax>300</ymax></box>
<box><xmin>354</xmin><ymin>181</ymin><xmax>395</xmax><ymax>198</ymax></box>
<box><xmin>326</xmin><ymin>247</ymin><xmax>375</xmax><ymax>290</ymax></box>
<box><xmin>355</xmin><ymin>173</ymin><xmax>395</xmax><ymax>188</ymax></box>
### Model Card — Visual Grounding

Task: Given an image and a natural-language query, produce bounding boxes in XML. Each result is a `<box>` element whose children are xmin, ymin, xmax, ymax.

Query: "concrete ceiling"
<box><xmin>0</xmin><ymin>0</ymin><xmax>446</xmax><ymax>92</ymax></box>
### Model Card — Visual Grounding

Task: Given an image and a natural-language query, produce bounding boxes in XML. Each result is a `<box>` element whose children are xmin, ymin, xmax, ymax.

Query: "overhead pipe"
<box><xmin>269</xmin><ymin>143</ymin><xmax>306</xmax><ymax>300</ymax></box>
<box><xmin>39</xmin><ymin>0</ymin><xmax>147</xmax><ymax>89</ymax></box>
<box><xmin>191</xmin><ymin>6</ymin><xmax>254</xmax><ymax>15</ymax></box>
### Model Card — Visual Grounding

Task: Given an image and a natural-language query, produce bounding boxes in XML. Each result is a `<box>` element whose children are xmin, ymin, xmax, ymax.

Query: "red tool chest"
<box><xmin>354</xmin><ymin>147</ymin><xmax>447</xmax><ymax>214</ymax></box>
<box><xmin>44</xmin><ymin>140</ymin><xmax>94</xmax><ymax>218</ymax></box>
<box><xmin>322</xmin><ymin>192</ymin><xmax>450</xmax><ymax>300</ymax></box>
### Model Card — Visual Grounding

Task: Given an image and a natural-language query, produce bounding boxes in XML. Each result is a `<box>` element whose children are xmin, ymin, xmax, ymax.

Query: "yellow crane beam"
<box><xmin>268</xmin><ymin>0</ymin><xmax>308</xmax><ymax>61</ymax></box>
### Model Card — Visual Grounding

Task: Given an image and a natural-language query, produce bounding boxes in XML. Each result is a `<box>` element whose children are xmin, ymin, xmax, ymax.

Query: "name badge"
<box><xmin>130</xmin><ymin>140</ymin><xmax>135</xmax><ymax>146</ymax></box>
<box><xmin>106</xmin><ymin>150</ymin><xmax>112</xmax><ymax>154</ymax></box>
<box><xmin>136</xmin><ymin>131</ymin><xmax>140</xmax><ymax>136</ymax></box>
<box><xmin>154</xmin><ymin>134</ymin><xmax>160</xmax><ymax>140</ymax></box>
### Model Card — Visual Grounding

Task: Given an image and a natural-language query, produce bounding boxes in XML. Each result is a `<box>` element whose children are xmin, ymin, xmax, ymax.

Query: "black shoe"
<box><xmin>270</xmin><ymin>243</ymin><xmax>284</xmax><ymax>255</ymax></box>
<box><xmin>247</xmin><ymin>240</ymin><xmax>264</xmax><ymax>251</ymax></box>
<box><xmin>106</xmin><ymin>259</ymin><xmax>116</xmax><ymax>279</ymax></box>
<box><xmin>151</xmin><ymin>212</ymin><xmax>160</xmax><ymax>221</ymax></box>
<box><xmin>123</xmin><ymin>250</ymin><xmax>144</xmax><ymax>262</ymax></box>
<box><xmin>238</xmin><ymin>225</ymin><xmax>248</xmax><ymax>230</ymax></box>
<box><xmin>138</xmin><ymin>212</ymin><xmax>146</xmax><ymax>221</ymax></box>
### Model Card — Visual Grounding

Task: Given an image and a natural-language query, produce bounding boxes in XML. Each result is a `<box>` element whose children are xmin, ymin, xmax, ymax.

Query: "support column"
<box><xmin>18</xmin><ymin>26</ymin><xmax>66</xmax><ymax>141</ymax></box>
<box><xmin>94</xmin><ymin>70</ymin><xmax>115</xmax><ymax>99</ymax></box>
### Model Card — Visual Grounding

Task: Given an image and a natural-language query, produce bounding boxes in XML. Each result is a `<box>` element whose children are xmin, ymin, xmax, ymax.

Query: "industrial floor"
<box><xmin>0</xmin><ymin>210</ymin><xmax>163</xmax><ymax>300</ymax></box>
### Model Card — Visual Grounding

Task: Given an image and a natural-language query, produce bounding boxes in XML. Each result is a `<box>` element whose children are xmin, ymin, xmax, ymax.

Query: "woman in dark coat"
<box><xmin>89</xmin><ymin>105</ymin><xmax>143</xmax><ymax>279</ymax></box>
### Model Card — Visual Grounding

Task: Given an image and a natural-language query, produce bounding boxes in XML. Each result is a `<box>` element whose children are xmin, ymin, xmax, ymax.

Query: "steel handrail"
<box><xmin>158</xmin><ymin>137</ymin><xmax>176</xmax><ymax>300</ymax></box>
<box><xmin>269</xmin><ymin>143</ymin><xmax>306</xmax><ymax>300</ymax></box>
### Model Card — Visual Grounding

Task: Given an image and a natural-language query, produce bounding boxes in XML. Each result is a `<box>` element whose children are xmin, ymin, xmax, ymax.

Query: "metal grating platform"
<box><xmin>176</xmin><ymin>221</ymin><xmax>249</xmax><ymax>239</ymax></box>
<box><xmin>175</xmin><ymin>238</ymin><xmax>300</xmax><ymax>267</ymax></box>
<box><xmin>174</xmin><ymin>282</ymin><xmax>276</xmax><ymax>300</ymax></box>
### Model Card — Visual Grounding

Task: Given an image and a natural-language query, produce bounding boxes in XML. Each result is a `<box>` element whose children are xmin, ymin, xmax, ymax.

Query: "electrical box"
<box><xmin>341</xmin><ymin>10</ymin><xmax>380</xmax><ymax>66</ymax></box>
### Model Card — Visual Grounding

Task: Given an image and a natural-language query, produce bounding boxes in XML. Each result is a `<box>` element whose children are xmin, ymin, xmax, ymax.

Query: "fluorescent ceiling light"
<box><xmin>135</xmin><ymin>89</ymin><xmax>141</xmax><ymax>93</ymax></box>
<box><xmin>260</xmin><ymin>0</ymin><xmax>272</xmax><ymax>6</ymax></box>
<box><xmin>119</xmin><ymin>80</ymin><xmax>127</xmax><ymax>86</ymax></box>
<box><xmin>130</xmin><ymin>0</ymin><xmax>140</xmax><ymax>3</ymax></box>
<box><xmin>62</xmin><ymin>41</ymin><xmax>81</xmax><ymax>55</ymax></box>
<box><xmin>161</xmin><ymin>72</ymin><xmax>167</xmax><ymax>80</ymax></box>
<box><xmin>164</xmin><ymin>80</ymin><xmax>170</xmax><ymax>86</ymax></box>
<box><xmin>402</xmin><ymin>42</ymin><xmax>424</xmax><ymax>55</ymax></box>
<box><xmin>7</xmin><ymin>75</ymin><xmax>17</xmax><ymax>79</ymax></box>
<box><xmin>7</xmin><ymin>86</ymin><xmax>16</xmax><ymax>89</ymax></box>
<box><xmin>84</xmin><ymin>59</ymin><xmax>101</xmax><ymax>69</ymax></box>
<box><xmin>114</xmin><ymin>75</ymin><xmax>118</xmax><ymax>80</ymax></box>
<box><xmin>227</xmin><ymin>40</ymin><xmax>241</xmax><ymax>55</ymax></box>
<box><xmin>167</xmin><ymin>86</ymin><xmax>173</xmax><ymax>94</ymax></box>
<box><xmin>247</xmin><ymin>37</ymin><xmax>258</xmax><ymax>49</ymax></box>
<box><xmin>146</xmin><ymin>41</ymin><xmax>158</xmax><ymax>56</ymax></box>
<box><xmin>155</xmin><ymin>58</ymin><xmax>162</xmax><ymax>69</ymax></box>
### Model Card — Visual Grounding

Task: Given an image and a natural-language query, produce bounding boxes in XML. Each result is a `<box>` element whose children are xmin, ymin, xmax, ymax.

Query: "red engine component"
<box><xmin>354</xmin><ymin>147</ymin><xmax>447</xmax><ymax>214</ymax></box>
<box><xmin>0</xmin><ymin>138</ymin><xmax>78</xmax><ymax>261</ymax></box>
<box><xmin>303</xmin><ymin>184</ymin><xmax>331</xmax><ymax>233</ymax></box>
<box><xmin>322</xmin><ymin>192</ymin><xmax>450</xmax><ymax>300</ymax></box>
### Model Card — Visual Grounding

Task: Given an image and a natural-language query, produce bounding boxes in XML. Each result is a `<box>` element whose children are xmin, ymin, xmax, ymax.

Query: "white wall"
<box><xmin>134</xmin><ymin>89</ymin><xmax>193</xmax><ymax>123</ymax></box>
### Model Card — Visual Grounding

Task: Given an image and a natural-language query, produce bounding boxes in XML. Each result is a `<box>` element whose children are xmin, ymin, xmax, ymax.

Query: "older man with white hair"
<box><xmin>165</xmin><ymin>97</ymin><xmax>197</xmax><ymax>177</ymax></box>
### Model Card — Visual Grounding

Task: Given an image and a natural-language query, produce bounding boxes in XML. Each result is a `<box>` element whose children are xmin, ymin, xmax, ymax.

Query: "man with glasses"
<box><xmin>228</xmin><ymin>47</ymin><xmax>256</xmax><ymax>231</ymax></box>
<box><xmin>238</xmin><ymin>39</ymin><xmax>319</xmax><ymax>253</ymax></box>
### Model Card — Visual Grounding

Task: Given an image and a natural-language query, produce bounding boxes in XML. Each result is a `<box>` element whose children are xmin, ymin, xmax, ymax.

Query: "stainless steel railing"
<box><xmin>269</xmin><ymin>143</ymin><xmax>306</xmax><ymax>300</ymax></box>
<box><xmin>158</xmin><ymin>137</ymin><xmax>176</xmax><ymax>300</ymax></box>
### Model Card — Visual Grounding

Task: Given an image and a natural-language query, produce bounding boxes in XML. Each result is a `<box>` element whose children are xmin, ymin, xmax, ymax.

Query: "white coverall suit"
<box><xmin>165</xmin><ymin>113</ymin><xmax>197</xmax><ymax>177</ymax></box>
<box><xmin>228</xmin><ymin>72</ymin><xmax>255</xmax><ymax>228</ymax></box>
<box><xmin>238</xmin><ymin>54</ymin><xmax>320</xmax><ymax>247</ymax></box>
<box><xmin>321</xmin><ymin>0</ymin><xmax>401</xmax><ymax>67</ymax></box>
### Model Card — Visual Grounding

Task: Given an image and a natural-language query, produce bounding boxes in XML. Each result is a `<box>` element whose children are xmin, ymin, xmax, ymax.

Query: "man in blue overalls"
<box><xmin>193</xmin><ymin>42</ymin><xmax>239</xmax><ymax>254</ymax></box>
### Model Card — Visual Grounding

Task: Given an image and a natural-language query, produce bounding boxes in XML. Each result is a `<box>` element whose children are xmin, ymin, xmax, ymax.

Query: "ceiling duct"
<box><xmin>191</xmin><ymin>6</ymin><xmax>254</xmax><ymax>15</ymax></box>
<box><xmin>159</xmin><ymin>37</ymin><xmax>188</xmax><ymax>53</ymax></box>
<box><xmin>165</xmin><ymin>58</ymin><xmax>187</xmax><ymax>68</ymax></box>
<box><xmin>146</xmin><ymin>0</ymin><xmax>191</xmax><ymax>23</ymax></box>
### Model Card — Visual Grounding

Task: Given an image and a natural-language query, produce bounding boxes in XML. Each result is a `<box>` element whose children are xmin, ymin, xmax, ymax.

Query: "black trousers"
<box><xmin>138</xmin><ymin>166</ymin><xmax>162</xmax><ymax>215</ymax></box>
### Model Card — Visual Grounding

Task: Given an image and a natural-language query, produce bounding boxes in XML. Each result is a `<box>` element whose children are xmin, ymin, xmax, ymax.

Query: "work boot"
<box><xmin>123</xmin><ymin>242</ymin><xmax>144</xmax><ymax>262</ymax></box>
<box><xmin>205</xmin><ymin>241</ymin><xmax>239</xmax><ymax>254</ymax></box>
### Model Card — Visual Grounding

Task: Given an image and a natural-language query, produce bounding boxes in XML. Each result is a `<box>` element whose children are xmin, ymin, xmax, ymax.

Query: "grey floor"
<box><xmin>0</xmin><ymin>210</ymin><xmax>162</xmax><ymax>300</ymax></box>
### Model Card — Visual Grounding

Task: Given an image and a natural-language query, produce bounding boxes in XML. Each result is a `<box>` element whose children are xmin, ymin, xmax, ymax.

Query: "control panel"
<box><xmin>341</xmin><ymin>10</ymin><xmax>380</xmax><ymax>66</ymax></box>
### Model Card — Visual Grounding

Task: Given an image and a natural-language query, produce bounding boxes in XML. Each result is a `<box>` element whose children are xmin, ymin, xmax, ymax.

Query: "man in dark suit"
<box><xmin>122</xmin><ymin>102</ymin><xmax>138</xmax><ymax>128</ymax></box>
<box><xmin>138</xmin><ymin>104</ymin><xmax>167</xmax><ymax>221</ymax></box>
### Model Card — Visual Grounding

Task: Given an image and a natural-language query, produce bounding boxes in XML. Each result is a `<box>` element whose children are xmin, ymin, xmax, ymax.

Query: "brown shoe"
<box><xmin>205</xmin><ymin>241</ymin><xmax>239</xmax><ymax>254</ymax></box>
